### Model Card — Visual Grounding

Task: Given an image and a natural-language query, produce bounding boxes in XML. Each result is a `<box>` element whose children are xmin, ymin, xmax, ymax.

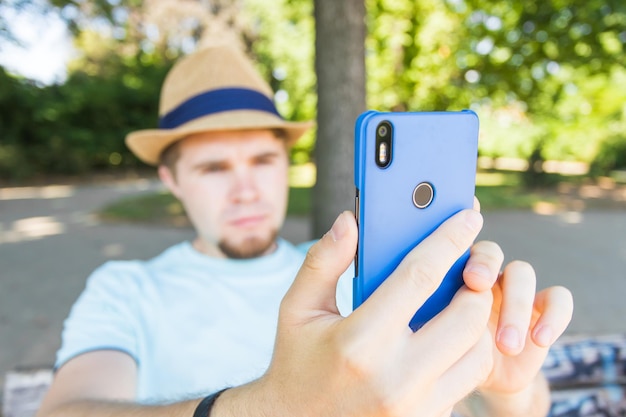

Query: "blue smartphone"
<box><xmin>353</xmin><ymin>110</ymin><xmax>479</xmax><ymax>331</ymax></box>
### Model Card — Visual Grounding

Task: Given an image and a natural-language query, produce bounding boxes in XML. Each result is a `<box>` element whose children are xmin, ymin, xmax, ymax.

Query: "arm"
<box><xmin>41</xmin><ymin>210</ymin><xmax>568</xmax><ymax>417</ymax></box>
<box><xmin>36</xmin><ymin>350</ymin><xmax>200</xmax><ymax>417</ymax></box>
<box><xmin>41</xmin><ymin>210</ymin><xmax>492</xmax><ymax>417</ymax></box>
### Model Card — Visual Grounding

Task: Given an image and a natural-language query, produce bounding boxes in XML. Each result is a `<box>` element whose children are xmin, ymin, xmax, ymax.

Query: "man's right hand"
<box><xmin>215</xmin><ymin>209</ymin><xmax>496</xmax><ymax>417</ymax></box>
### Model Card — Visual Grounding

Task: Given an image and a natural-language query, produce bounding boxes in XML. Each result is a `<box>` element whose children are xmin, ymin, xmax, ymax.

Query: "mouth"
<box><xmin>229</xmin><ymin>215</ymin><xmax>267</xmax><ymax>229</ymax></box>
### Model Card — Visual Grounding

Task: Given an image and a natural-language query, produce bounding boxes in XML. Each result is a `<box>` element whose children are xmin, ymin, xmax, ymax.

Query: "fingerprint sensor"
<box><xmin>413</xmin><ymin>182</ymin><xmax>434</xmax><ymax>209</ymax></box>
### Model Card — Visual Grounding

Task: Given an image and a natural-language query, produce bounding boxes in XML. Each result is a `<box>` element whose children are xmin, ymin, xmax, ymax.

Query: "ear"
<box><xmin>158</xmin><ymin>165</ymin><xmax>182</xmax><ymax>199</ymax></box>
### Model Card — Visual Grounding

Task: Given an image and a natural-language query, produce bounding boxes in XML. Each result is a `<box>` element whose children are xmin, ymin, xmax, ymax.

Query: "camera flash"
<box><xmin>378</xmin><ymin>142</ymin><xmax>388</xmax><ymax>164</ymax></box>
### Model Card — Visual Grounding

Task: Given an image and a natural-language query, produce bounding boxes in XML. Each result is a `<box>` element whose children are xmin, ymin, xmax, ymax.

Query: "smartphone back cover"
<box><xmin>354</xmin><ymin>110</ymin><xmax>479</xmax><ymax>331</ymax></box>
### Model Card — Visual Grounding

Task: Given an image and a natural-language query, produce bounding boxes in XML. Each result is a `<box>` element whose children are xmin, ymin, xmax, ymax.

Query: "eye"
<box><xmin>200</xmin><ymin>162</ymin><xmax>229</xmax><ymax>173</ymax></box>
<box><xmin>254</xmin><ymin>153</ymin><xmax>279</xmax><ymax>165</ymax></box>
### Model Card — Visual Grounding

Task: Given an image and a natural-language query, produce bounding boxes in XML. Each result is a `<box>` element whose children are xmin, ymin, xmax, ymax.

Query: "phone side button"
<box><xmin>354</xmin><ymin>189</ymin><xmax>359</xmax><ymax>273</ymax></box>
<box><xmin>354</xmin><ymin>189</ymin><xmax>360</xmax><ymax>226</ymax></box>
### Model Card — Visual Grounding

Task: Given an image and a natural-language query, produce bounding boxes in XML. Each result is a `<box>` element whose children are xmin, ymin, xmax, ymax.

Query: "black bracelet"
<box><xmin>193</xmin><ymin>388</ymin><xmax>229</xmax><ymax>417</ymax></box>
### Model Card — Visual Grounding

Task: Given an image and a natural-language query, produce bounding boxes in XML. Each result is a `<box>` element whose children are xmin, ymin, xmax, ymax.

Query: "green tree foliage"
<box><xmin>0</xmin><ymin>67</ymin><xmax>42</xmax><ymax>179</ymax></box>
<box><xmin>1</xmin><ymin>0</ymin><xmax>625</xmax><ymax>182</ymax></box>
<box><xmin>366</xmin><ymin>0</ymin><xmax>468</xmax><ymax>111</ymax></box>
<box><xmin>363</xmin><ymin>0</ymin><xmax>626</xmax><ymax>182</ymax></box>
<box><xmin>591</xmin><ymin>134</ymin><xmax>626</xmax><ymax>176</ymax></box>
<box><xmin>0</xmin><ymin>0</ymin><xmax>321</xmax><ymax>181</ymax></box>
<box><xmin>240</xmin><ymin>0</ymin><xmax>318</xmax><ymax>164</ymax></box>
<box><xmin>454</xmin><ymin>0</ymin><xmax>626</xmax><ymax>177</ymax></box>
<box><xmin>455</xmin><ymin>0</ymin><xmax>625</xmax><ymax>105</ymax></box>
<box><xmin>58</xmin><ymin>0</ymin><xmax>318</xmax><ymax>163</ymax></box>
<box><xmin>0</xmin><ymin>31</ymin><xmax>173</xmax><ymax>181</ymax></box>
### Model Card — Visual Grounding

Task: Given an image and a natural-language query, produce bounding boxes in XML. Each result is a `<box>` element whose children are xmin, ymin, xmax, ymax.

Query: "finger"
<box><xmin>432</xmin><ymin>329</ymin><xmax>494</xmax><ymax>413</ymax></box>
<box><xmin>473</xmin><ymin>196</ymin><xmax>481</xmax><ymax>212</ymax></box>
<box><xmin>407</xmin><ymin>287</ymin><xmax>493</xmax><ymax>382</ymax></box>
<box><xmin>463</xmin><ymin>241</ymin><xmax>504</xmax><ymax>292</ymax></box>
<box><xmin>495</xmin><ymin>261</ymin><xmax>537</xmax><ymax>356</ymax></box>
<box><xmin>280</xmin><ymin>211</ymin><xmax>357</xmax><ymax>320</ymax></box>
<box><xmin>355</xmin><ymin>209</ymin><xmax>484</xmax><ymax>334</ymax></box>
<box><xmin>531</xmin><ymin>286</ymin><xmax>574</xmax><ymax>347</ymax></box>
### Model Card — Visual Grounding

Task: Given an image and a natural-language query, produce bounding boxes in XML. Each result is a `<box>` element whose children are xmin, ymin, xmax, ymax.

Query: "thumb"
<box><xmin>281</xmin><ymin>211</ymin><xmax>358</xmax><ymax>321</ymax></box>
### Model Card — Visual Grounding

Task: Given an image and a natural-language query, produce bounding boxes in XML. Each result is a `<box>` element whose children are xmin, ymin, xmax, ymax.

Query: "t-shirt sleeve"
<box><xmin>55</xmin><ymin>261</ymin><xmax>141</xmax><ymax>370</ymax></box>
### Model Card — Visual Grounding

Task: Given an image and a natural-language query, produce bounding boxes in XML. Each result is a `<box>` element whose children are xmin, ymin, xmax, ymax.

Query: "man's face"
<box><xmin>159</xmin><ymin>129</ymin><xmax>289</xmax><ymax>259</ymax></box>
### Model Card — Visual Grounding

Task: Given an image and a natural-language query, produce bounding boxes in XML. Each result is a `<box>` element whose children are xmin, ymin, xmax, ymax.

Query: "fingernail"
<box><xmin>465</xmin><ymin>210</ymin><xmax>483</xmax><ymax>232</ymax></box>
<box><xmin>534</xmin><ymin>325</ymin><xmax>553</xmax><ymax>347</ymax></box>
<box><xmin>498</xmin><ymin>326</ymin><xmax>521</xmax><ymax>350</ymax></box>
<box><xmin>329</xmin><ymin>213</ymin><xmax>347</xmax><ymax>242</ymax></box>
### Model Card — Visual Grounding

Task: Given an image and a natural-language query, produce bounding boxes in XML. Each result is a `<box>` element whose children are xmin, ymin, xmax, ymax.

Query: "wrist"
<box><xmin>194</xmin><ymin>389</ymin><xmax>229</xmax><ymax>417</ymax></box>
<box><xmin>209</xmin><ymin>379</ymin><xmax>280</xmax><ymax>417</ymax></box>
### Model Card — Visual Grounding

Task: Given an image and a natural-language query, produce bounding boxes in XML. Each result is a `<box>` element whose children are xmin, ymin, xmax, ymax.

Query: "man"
<box><xmin>37</xmin><ymin>42</ymin><xmax>573</xmax><ymax>417</ymax></box>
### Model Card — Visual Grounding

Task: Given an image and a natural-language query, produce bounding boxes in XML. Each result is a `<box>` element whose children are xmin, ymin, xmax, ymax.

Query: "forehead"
<box><xmin>178</xmin><ymin>130</ymin><xmax>286</xmax><ymax>161</ymax></box>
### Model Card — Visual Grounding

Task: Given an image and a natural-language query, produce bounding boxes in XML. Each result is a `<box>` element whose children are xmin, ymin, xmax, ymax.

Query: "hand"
<box><xmin>461</xmin><ymin>238</ymin><xmax>573</xmax><ymax>416</ymax></box>
<box><xmin>216</xmin><ymin>209</ymin><xmax>494</xmax><ymax>417</ymax></box>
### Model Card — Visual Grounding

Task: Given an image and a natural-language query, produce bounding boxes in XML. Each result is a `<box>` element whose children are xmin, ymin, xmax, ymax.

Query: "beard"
<box><xmin>218</xmin><ymin>228</ymin><xmax>279</xmax><ymax>259</ymax></box>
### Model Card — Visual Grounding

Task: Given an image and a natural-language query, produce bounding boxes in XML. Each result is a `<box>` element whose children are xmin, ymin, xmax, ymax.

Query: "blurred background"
<box><xmin>1</xmin><ymin>0</ymin><xmax>625</xmax><ymax>415</ymax></box>
<box><xmin>1</xmin><ymin>0</ymin><xmax>625</xmax><ymax>194</ymax></box>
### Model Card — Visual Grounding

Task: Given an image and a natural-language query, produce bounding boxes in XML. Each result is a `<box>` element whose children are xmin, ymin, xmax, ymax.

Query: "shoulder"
<box><xmin>79</xmin><ymin>261</ymin><xmax>145</xmax><ymax>305</ymax></box>
<box><xmin>67</xmin><ymin>244</ymin><xmax>194</xmax><ymax>314</ymax></box>
<box><xmin>84</xmin><ymin>242</ymin><xmax>188</xmax><ymax>295</ymax></box>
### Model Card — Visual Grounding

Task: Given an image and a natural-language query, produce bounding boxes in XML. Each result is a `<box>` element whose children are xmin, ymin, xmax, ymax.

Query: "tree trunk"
<box><xmin>312</xmin><ymin>0</ymin><xmax>366</xmax><ymax>237</ymax></box>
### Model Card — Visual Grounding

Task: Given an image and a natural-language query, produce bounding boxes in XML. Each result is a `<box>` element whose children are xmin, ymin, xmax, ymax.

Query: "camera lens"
<box><xmin>375</xmin><ymin>121</ymin><xmax>393</xmax><ymax>168</ymax></box>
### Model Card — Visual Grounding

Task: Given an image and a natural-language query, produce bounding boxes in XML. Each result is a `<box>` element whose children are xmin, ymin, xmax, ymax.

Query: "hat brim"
<box><xmin>126</xmin><ymin>110</ymin><xmax>314</xmax><ymax>166</ymax></box>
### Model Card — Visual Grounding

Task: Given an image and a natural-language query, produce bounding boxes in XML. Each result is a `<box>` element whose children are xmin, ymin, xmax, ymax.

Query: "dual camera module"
<box><xmin>375</xmin><ymin>121</ymin><xmax>393</xmax><ymax>168</ymax></box>
<box><xmin>375</xmin><ymin>120</ymin><xmax>434</xmax><ymax>209</ymax></box>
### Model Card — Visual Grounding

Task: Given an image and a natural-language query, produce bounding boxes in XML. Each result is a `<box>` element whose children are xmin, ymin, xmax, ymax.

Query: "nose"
<box><xmin>231</xmin><ymin>166</ymin><xmax>259</xmax><ymax>203</ymax></box>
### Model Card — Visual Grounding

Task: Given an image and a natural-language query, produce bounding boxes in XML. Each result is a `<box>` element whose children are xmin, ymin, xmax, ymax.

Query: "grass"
<box><xmin>99</xmin><ymin>191</ymin><xmax>189</xmax><ymax>226</ymax></box>
<box><xmin>98</xmin><ymin>169</ymin><xmax>566</xmax><ymax>226</ymax></box>
<box><xmin>99</xmin><ymin>170</ymin><xmax>562</xmax><ymax>225</ymax></box>
<box><xmin>475</xmin><ymin>171</ymin><xmax>559</xmax><ymax>210</ymax></box>
<box><xmin>286</xmin><ymin>186</ymin><xmax>312</xmax><ymax>216</ymax></box>
<box><xmin>475</xmin><ymin>185</ymin><xmax>556</xmax><ymax>210</ymax></box>
<box><xmin>99</xmin><ymin>186</ymin><xmax>313</xmax><ymax>226</ymax></box>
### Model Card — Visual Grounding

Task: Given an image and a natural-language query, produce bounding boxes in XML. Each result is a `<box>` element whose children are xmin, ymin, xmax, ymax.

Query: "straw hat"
<box><xmin>125</xmin><ymin>42</ymin><xmax>314</xmax><ymax>165</ymax></box>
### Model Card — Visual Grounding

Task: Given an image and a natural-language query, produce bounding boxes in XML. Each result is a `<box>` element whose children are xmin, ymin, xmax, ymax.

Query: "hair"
<box><xmin>158</xmin><ymin>128</ymin><xmax>289</xmax><ymax>177</ymax></box>
<box><xmin>159</xmin><ymin>139</ymin><xmax>183</xmax><ymax>174</ymax></box>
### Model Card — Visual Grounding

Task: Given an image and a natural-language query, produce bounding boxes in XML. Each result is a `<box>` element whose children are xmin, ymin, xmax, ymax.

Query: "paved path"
<box><xmin>1</xmin><ymin>180</ymin><xmax>625</xmax><ymax>394</ymax></box>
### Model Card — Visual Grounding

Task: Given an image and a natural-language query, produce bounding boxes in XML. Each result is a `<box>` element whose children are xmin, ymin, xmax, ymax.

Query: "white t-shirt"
<box><xmin>56</xmin><ymin>239</ymin><xmax>353</xmax><ymax>404</ymax></box>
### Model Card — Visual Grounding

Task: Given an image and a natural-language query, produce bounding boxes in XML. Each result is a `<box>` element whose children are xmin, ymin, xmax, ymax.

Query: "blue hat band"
<box><xmin>158</xmin><ymin>87</ymin><xmax>282</xmax><ymax>129</ymax></box>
